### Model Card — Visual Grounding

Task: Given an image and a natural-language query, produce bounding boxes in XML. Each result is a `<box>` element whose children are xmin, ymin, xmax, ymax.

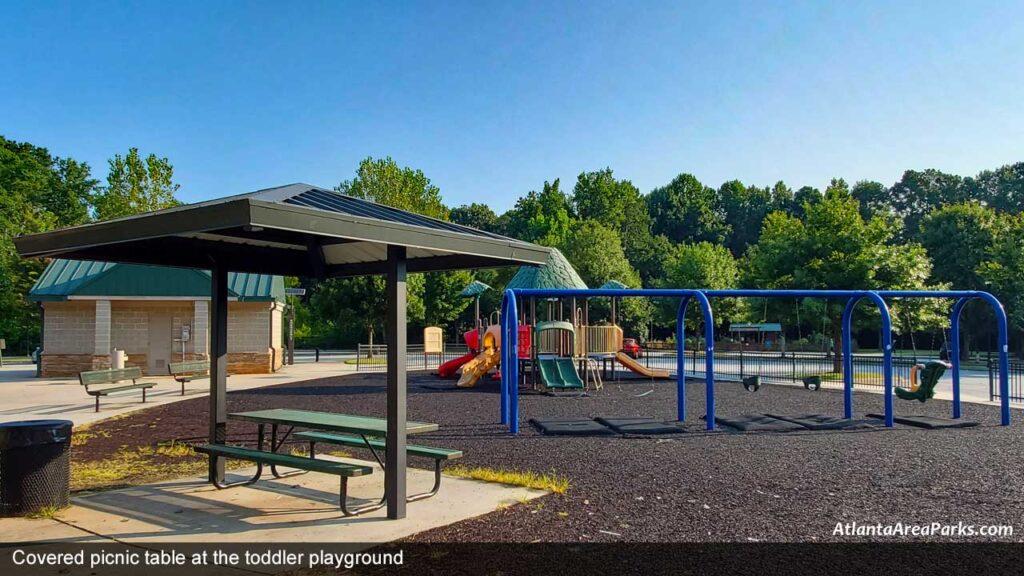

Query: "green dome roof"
<box><xmin>506</xmin><ymin>248</ymin><xmax>588</xmax><ymax>291</ymax></box>
<box><xmin>460</xmin><ymin>280</ymin><xmax>492</xmax><ymax>298</ymax></box>
<box><xmin>599</xmin><ymin>279</ymin><xmax>629</xmax><ymax>290</ymax></box>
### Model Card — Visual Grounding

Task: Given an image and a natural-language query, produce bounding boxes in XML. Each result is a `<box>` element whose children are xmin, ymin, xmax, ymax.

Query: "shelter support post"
<box><xmin>385</xmin><ymin>246</ymin><xmax>407</xmax><ymax>519</ymax></box>
<box><xmin>208</xmin><ymin>264</ymin><xmax>229</xmax><ymax>484</ymax></box>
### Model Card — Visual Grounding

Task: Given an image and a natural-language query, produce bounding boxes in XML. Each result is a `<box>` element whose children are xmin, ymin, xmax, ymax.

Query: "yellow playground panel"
<box><xmin>536</xmin><ymin>325</ymin><xmax>623</xmax><ymax>357</ymax></box>
<box><xmin>423</xmin><ymin>326</ymin><xmax>444</xmax><ymax>354</ymax></box>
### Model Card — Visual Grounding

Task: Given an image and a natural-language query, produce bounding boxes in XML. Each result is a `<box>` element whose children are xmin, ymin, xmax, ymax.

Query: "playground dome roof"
<box><xmin>505</xmin><ymin>248</ymin><xmax>587</xmax><ymax>291</ymax></box>
<box><xmin>599</xmin><ymin>279</ymin><xmax>629</xmax><ymax>290</ymax></box>
<box><xmin>460</xmin><ymin>280</ymin><xmax>492</xmax><ymax>298</ymax></box>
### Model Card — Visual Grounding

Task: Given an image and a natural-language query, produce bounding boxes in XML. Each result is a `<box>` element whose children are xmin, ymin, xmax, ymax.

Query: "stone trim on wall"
<box><xmin>40</xmin><ymin>353</ymin><xmax>147</xmax><ymax>378</ymax></box>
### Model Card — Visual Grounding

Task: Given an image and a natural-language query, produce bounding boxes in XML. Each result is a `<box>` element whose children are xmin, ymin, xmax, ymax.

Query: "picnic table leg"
<box><xmin>269</xmin><ymin>425</ymin><xmax>306</xmax><ymax>479</ymax></box>
<box><xmin>210</xmin><ymin>424</ymin><xmax>264</xmax><ymax>489</ymax></box>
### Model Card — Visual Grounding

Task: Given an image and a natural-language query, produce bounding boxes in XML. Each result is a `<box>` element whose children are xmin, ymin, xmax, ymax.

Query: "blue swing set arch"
<box><xmin>499</xmin><ymin>288</ymin><xmax>1011</xmax><ymax>433</ymax></box>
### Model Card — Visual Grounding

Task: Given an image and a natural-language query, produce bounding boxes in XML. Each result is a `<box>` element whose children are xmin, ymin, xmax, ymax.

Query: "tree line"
<box><xmin>4</xmin><ymin>132</ymin><xmax>1023</xmax><ymax>358</ymax></box>
<box><xmin>1</xmin><ymin>136</ymin><xmax>180</xmax><ymax>352</ymax></box>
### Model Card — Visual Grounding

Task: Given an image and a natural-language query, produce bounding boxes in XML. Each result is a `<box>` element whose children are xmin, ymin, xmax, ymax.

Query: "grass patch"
<box><xmin>25</xmin><ymin>505</ymin><xmax>65</xmax><ymax>520</ymax></box>
<box><xmin>445</xmin><ymin>465</ymin><xmax>569</xmax><ymax>494</ymax></box>
<box><xmin>343</xmin><ymin>358</ymin><xmax>388</xmax><ymax>365</ymax></box>
<box><xmin>288</xmin><ymin>444</ymin><xmax>353</xmax><ymax>459</ymax></box>
<box><xmin>72</xmin><ymin>442</ymin><xmax>247</xmax><ymax>492</ymax></box>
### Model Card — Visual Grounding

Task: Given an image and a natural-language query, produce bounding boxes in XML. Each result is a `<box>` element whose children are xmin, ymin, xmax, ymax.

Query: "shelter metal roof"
<box><xmin>15</xmin><ymin>183</ymin><xmax>550</xmax><ymax>277</ymax></box>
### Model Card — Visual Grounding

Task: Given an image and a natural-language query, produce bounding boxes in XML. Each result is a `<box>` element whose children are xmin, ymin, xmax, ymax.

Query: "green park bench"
<box><xmin>168</xmin><ymin>360</ymin><xmax>211</xmax><ymax>395</ymax></box>
<box><xmin>194</xmin><ymin>443</ymin><xmax>375</xmax><ymax>515</ymax></box>
<box><xmin>78</xmin><ymin>367</ymin><xmax>158</xmax><ymax>412</ymax></box>
<box><xmin>295</xmin><ymin>430</ymin><xmax>463</xmax><ymax>502</ymax></box>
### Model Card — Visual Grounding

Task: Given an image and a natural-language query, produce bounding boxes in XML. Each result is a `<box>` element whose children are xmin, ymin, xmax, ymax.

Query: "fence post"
<box><xmin>791</xmin><ymin>352</ymin><xmax>796</xmax><ymax>383</ymax></box>
<box><xmin>739</xmin><ymin>347</ymin><xmax>744</xmax><ymax>379</ymax></box>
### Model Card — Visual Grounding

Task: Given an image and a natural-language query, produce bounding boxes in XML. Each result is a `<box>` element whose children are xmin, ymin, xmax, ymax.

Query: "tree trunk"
<box><xmin>961</xmin><ymin>332</ymin><xmax>971</xmax><ymax>362</ymax></box>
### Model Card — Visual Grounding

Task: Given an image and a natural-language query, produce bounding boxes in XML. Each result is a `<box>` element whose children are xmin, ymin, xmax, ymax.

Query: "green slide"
<box><xmin>538</xmin><ymin>358</ymin><xmax>585</xmax><ymax>389</ymax></box>
<box><xmin>895</xmin><ymin>361</ymin><xmax>948</xmax><ymax>402</ymax></box>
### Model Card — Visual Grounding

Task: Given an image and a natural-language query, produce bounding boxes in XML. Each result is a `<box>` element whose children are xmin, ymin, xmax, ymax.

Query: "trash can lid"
<box><xmin>0</xmin><ymin>419</ymin><xmax>73</xmax><ymax>449</ymax></box>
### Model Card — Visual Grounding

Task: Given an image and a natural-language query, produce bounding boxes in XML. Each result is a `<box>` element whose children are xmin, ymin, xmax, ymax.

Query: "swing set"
<box><xmin>499</xmin><ymin>288</ymin><xmax>1012</xmax><ymax>433</ymax></box>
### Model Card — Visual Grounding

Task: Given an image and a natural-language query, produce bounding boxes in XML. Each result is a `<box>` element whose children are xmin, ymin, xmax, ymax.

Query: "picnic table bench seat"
<box><xmin>79</xmin><ymin>367</ymin><xmax>157</xmax><ymax>412</ymax></box>
<box><xmin>194</xmin><ymin>443</ymin><xmax>375</xmax><ymax>516</ymax></box>
<box><xmin>294</xmin><ymin>430</ymin><xmax>463</xmax><ymax>502</ymax></box>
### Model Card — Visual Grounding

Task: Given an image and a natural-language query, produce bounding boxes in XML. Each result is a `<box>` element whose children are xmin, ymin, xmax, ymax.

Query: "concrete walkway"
<box><xmin>0</xmin><ymin>457</ymin><xmax>545</xmax><ymax>573</ymax></box>
<box><xmin>0</xmin><ymin>457</ymin><xmax>543</xmax><ymax>546</ymax></box>
<box><xmin>0</xmin><ymin>362</ymin><xmax>358</xmax><ymax>427</ymax></box>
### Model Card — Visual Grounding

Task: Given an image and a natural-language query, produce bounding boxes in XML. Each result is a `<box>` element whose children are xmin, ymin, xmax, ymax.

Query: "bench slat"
<box><xmin>195</xmin><ymin>444</ymin><xmax>374</xmax><ymax>477</ymax></box>
<box><xmin>169</xmin><ymin>361</ymin><xmax>210</xmax><ymax>376</ymax></box>
<box><xmin>88</xmin><ymin>383</ymin><xmax>157</xmax><ymax>396</ymax></box>
<box><xmin>80</xmin><ymin>367</ymin><xmax>144</xmax><ymax>385</ymax></box>
<box><xmin>294</xmin><ymin>431</ymin><xmax>463</xmax><ymax>460</ymax></box>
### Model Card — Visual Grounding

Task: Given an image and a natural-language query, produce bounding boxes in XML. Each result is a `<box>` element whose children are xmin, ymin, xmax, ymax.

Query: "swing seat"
<box><xmin>895</xmin><ymin>361</ymin><xmax>948</xmax><ymax>403</ymax></box>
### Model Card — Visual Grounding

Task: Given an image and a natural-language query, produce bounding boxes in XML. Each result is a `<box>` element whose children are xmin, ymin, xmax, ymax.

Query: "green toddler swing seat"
<box><xmin>895</xmin><ymin>361</ymin><xmax>949</xmax><ymax>403</ymax></box>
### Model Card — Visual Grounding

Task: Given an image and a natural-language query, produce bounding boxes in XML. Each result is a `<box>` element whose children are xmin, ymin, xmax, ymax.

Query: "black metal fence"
<box><xmin>353</xmin><ymin>344</ymin><xmax>471</xmax><ymax>373</ymax></box>
<box><xmin>988</xmin><ymin>359</ymin><xmax>1024</xmax><ymax>402</ymax></box>
<box><xmin>632</xmin><ymin>348</ymin><xmax>918</xmax><ymax>389</ymax></box>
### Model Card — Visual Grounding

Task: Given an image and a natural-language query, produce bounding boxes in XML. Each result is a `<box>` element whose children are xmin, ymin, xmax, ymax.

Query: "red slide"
<box><xmin>438</xmin><ymin>352</ymin><xmax>476</xmax><ymax>379</ymax></box>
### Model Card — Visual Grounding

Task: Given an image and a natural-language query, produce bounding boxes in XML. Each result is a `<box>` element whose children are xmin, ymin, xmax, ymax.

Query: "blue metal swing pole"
<box><xmin>507</xmin><ymin>292</ymin><xmax>520</xmax><ymax>433</ymax></box>
<box><xmin>676</xmin><ymin>297</ymin><xmax>689</xmax><ymax>423</ymax></box>
<box><xmin>841</xmin><ymin>297</ymin><xmax>858</xmax><ymax>420</ymax></box>
<box><xmin>950</xmin><ymin>298</ymin><xmax>968</xmax><ymax>420</ymax></box>
<box><xmin>499</xmin><ymin>291</ymin><xmax>510</xmax><ymax>425</ymax></box>
<box><xmin>881</xmin><ymin>290</ymin><xmax>1010</xmax><ymax>426</ymax></box>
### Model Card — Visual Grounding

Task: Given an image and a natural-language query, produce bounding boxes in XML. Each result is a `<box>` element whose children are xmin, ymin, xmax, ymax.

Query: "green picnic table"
<box><xmin>196</xmin><ymin>409</ymin><xmax>448</xmax><ymax>516</ymax></box>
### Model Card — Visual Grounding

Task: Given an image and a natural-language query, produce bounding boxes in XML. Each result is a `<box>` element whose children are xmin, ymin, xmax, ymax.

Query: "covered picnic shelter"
<box><xmin>15</xmin><ymin>182</ymin><xmax>550</xmax><ymax>518</ymax></box>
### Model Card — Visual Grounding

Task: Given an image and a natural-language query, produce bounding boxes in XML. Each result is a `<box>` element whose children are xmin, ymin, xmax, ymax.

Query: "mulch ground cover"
<box><xmin>74</xmin><ymin>371</ymin><xmax>1024</xmax><ymax>542</ymax></box>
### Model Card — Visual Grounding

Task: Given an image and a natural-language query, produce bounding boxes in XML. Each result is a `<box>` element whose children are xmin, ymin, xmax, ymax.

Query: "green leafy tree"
<box><xmin>558</xmin><ymin>220</ymin><xmax>650</xmax><ymax>336</ymax></box>
<box><xmin>743</xmin><ymin>179</ymin><xmax>939</xmax><ymax>370</ymax></box>
<box><xmin>450</xmin><ymin>203</ymin><xmax>501</xmax><ymax>233</ymax></box>
<box><xmin>974</xmin><ymin>162</ymin><xmax>1024</xmax><ymax>213</ymax></box>
<box><xmin>887</xmin><ymin>169</ymin><xmax>967</xmax><ymax>240</ymax></box>
<box><xmin>918</xmin><ymin>202</ymin><xmax>1003</xmax><ymax>289</ymax></box>
<box><xmin>93</xmin><ymin>148</ymin><xmax>180</xmax><ymax>220</ymax></box>
<box><xmin>658</xmin><ymin>241</ymin><xmax>742</xmax><ymax>330</ymax></box>
<box><xmin>718</xmin><ymin>180</ymin><xmax>772</xmax><ymax>256</ymax></box>
<box><xmin>1</xmin><ymin>137</ymin><xmax>99</xmax><ymax>351</ymax></box>
<box><xmin>648</xmin><ymin>173</ymin><xmax>730</xmax><ymax>245</ymax></box>
<box><xmin>502</xmin><ymin>179</ymin><xmax>573</xmax><ymax>246</ymax></box>
<box><xmin>851</xmin><ymin>180</ymin><xmax>890</xmax><ymax>220</ymax></box>
<box><xmin>337</xmin><ymin>156</ymin><xmax>447</xmax><ymax>220</ymax></box>
<box><xmin>571</xmin><ymin>168</ymin><xmax>652</xmax><ymax>258</ymax></box>
<box><xmin>979</xmin><ymin>214</ymin><xmax>1024</xmax><ymax>338</ymax></box>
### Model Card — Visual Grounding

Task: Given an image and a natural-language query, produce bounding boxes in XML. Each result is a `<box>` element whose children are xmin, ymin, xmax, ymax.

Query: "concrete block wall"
<box><xmin>42</xmin><ymin>301</ymin><xmax>96</xmax><ymax>354</ymax></box>
<box><xmin>227</xmin><ymin>302</ymin><xmax>271</xmax><ymax>353</ymax></box>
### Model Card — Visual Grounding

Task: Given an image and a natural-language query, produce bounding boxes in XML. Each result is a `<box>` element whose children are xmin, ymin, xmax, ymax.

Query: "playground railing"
<box><xmin>634</xmin><ymin>348</ymin><xmax>917</xmax><ymax>389</ymax></box>
<box><xmin>989</xmin><ymin>359</ymin><xmax>1024</xmax><ymax>402</ymax></box>
<box><xmin>354</xmin><ymin>343</ymin><xmax>471</xmax><ymax>372</ymax></box>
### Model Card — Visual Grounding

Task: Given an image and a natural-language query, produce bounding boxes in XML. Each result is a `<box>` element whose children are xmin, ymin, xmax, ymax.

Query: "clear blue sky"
<box><xmin>2</xmin><ymin>1</ymin><xmax>1022</xmax><ymax>211</ymax></box>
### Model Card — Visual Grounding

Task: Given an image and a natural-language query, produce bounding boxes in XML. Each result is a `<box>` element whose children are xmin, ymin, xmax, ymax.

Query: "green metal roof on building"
<box><xmin>29</xmin><ymin>259</ymin><xmax>284</xmax><ymax>302</ymax></box>
<box><xmin>505</xmin><ymin>248</ymin><xmax>588</xmax><ymax>291</ymax></box>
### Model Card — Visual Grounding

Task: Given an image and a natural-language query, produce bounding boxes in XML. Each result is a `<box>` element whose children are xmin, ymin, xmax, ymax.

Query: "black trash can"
<box><xmin>0</xmin><ymin>419</ymin><xmax>73</xmax><ymax>516</ymax></box>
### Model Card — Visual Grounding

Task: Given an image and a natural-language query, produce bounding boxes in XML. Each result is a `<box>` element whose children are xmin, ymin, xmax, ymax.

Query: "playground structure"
<box><xmin>499</xmin><ymin>288</ymin><xmax>1012</xmax><ymax>433</ymax></box>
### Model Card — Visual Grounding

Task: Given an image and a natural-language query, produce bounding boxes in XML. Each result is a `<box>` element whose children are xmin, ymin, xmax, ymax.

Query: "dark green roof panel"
<box><xmin>29</xmin><ymin>259</ymin><xmax>283</xmax><ymax>302</ymax></box>
<box><xmin>505</xmin><ymin>248</ymin><xmax>587</xmax><ymax>291</ymax></box>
